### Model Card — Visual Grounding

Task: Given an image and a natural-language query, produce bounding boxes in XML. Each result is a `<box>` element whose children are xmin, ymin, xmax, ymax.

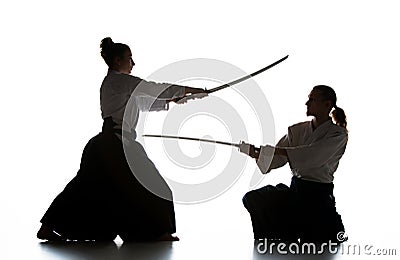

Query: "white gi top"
<box><xmin>257</xmin><ymin>120</ymin><xmax>348</xmax><ymax>183</ymax></box>
<box><xmin>100</xmin><ymin>69</ymin><xmax>185</xmax><ymax>131</ymax></box>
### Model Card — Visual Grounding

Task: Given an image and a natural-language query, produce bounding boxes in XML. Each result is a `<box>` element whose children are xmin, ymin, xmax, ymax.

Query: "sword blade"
<box><xmin>208</xmin><ymin>55</ymin><xmax>289</xmax><ymax>93</ymax></box>
<box><xmin>142</xmin><ymin>134</ymin><xmax>240</xmax><ymax>148</ymax></box>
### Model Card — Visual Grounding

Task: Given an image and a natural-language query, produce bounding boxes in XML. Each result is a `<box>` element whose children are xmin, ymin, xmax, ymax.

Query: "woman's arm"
<box><xmin>167</xmin><ymin>87</ymin><xmax>208</xmax><ymax>104</ymax></box>
<box><xmin>274</xmin><ymin>147</ymin><xmax>288</xmax><ymax>157</ymax></box>
<box><xmin>238</xmin><ymin>136</ymin><xmax>289</xmax><ymax>174</ymax></box>
<box><xmin>128</xmin><ymin>76</ymin><xmax>186</xmax><ymax>100</ymax></box>
<box><xmin>257</xmin><ymin>135</ymin><xmax>290</xmax><ymax>174</ymax></box>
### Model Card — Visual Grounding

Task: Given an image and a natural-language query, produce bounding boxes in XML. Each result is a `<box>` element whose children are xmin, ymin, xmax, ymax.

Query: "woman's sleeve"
<box><xmin>129</xmin><ymin>76</ymin><xmax>185</xmax><ymax>100</ymax></box>
<box><xmin>256</xmin><ymin>135</ymin><xmax>289</xmax><ymax>174</ymax></box>
<box><xmin>135</xmin><ymin>96</ymin><xmax>170</xmax><ymax>112</ymax></box>
<box><xmin>268</xmin><ymin>134</ymin><xmax>290</xmax><ymax>172</ymax></box>
<box><xmin>285</xmin><ymin>129</ymin><xmax>348</xmax><ymax>169</ymax></box>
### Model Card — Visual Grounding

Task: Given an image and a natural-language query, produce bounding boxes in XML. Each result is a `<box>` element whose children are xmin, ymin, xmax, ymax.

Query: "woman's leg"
<box><xmin>38</xmin><ymin>134</ymin><xmax>117</xmax><ymax>241</ymax></box>
<box><xmin>98</xmin><ymin>134</ymin><xmax>178</xmax><ymax>242</ymax></box>
<box><xmin>243</xmin><ymin>184</ymin><xmax>297</xmax><ymax>240</ymax></box>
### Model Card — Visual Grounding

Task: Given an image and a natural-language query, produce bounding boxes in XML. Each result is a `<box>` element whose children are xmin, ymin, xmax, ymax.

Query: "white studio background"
<box><xmin>0</xmin><ymin>0</ymin><xmax>399</xmax><ymax>258</ymax></box>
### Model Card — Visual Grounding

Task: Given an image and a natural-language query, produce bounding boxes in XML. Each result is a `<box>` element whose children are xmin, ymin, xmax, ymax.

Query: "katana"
<box><xmin>175</xmin><ymin>55</ymin><xmax>288</xmax><ymax>104</ymax></box>
<box><xmin>207</xmin><ymin>55</ymin><xmax>288</xmax><ymax>93</ymax></box>
<box><xmin>142</xmin><ymin>134</ymin><xmax>240</xmax><ymax>148</ymax></box>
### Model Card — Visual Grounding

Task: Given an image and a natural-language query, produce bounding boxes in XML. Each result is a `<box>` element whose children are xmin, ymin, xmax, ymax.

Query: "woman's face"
<box><xmin>117</xmin><ymin>49</ymin><xmax>135</xmax><ymax>74</ymax></box>
<box><xmin>305</xmin><ymin>89</ymin><xmax>332</xmax><ymax>117</ymax></box>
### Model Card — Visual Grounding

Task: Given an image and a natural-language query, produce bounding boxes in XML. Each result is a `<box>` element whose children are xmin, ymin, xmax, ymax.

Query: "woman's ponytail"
<box><xmin>332</xmin><ymin>106</ymin><xmax>347</xmax><ymax>130</ymax></box>
<box><xmin>313</xmin><ymin>85</ymin><xmax>348</xmax><ymax>131</ymax></box>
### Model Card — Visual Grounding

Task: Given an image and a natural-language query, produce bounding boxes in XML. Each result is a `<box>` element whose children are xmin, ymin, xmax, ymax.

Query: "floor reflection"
<box><xmin>39</xmin><ymin>241</ymin><xmax>119</xmax><ymax>260</ymax></box>
<box><xmin>119</xmin><ymin>241</ymin><xmax>174</xmax><ymax>260</ymax></box>
<box><xmin>39</xmin><ymin>240</ymin><xmax>174</xmax><ymax>260</ymax></box>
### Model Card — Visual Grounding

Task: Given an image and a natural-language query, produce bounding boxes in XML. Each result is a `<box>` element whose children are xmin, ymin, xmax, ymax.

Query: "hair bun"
<box><xmin>100</xmin><ymin>37</ymin><xmax>130</xmax><ymax>67</ymax></box>
<box><xmin>100</xmin><ymin>37</ymin><xmax>114</xmax><ymax>50</ymax></box>
<box><xmin>100</xmin><ymin>37</ymin><xmax>114</xmax><ymax>58</ymax></box>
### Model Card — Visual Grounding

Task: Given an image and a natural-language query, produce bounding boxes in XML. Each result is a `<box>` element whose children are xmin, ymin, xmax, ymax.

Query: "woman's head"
<box><xmin>306</xmin><ymin>85</ymin><xmax>347</xmax><ymax>129</ymax></box>
<box><xmin>100</xmin><ymin>37</ymin><xmax>135</xmax><ymax>74</ymax></box>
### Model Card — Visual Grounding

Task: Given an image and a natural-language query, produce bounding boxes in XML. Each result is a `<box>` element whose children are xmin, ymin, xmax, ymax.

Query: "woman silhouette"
<box><xmin>37</xmin><ymin>37</ymin><xmax>207</xmax><ymax>242</ymax></box>
<box><xmin>241</xmin><ymin>85</ymin><xmax>348</xmax><ymax>243</ymax></box>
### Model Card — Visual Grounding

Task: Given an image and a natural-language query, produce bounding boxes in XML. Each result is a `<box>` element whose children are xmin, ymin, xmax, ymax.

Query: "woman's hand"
<box><xmin>239</xmin><ymin>142</ymin><xmax>260</xmax><ymax>160</ymax></box>
<box><xmin>249</xmin><ymin>145</ymin><xmax>261</xmax><ymax>159</ymax></box>
<box><xmin>171</xmin><ymin>87</ymin><xmax>209</xmax><ymax>104</ymax></box>
<box><xmin>185</xmin><ymin>87</ymin><xmax>209</xmax><ymax>95</ymax></box>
